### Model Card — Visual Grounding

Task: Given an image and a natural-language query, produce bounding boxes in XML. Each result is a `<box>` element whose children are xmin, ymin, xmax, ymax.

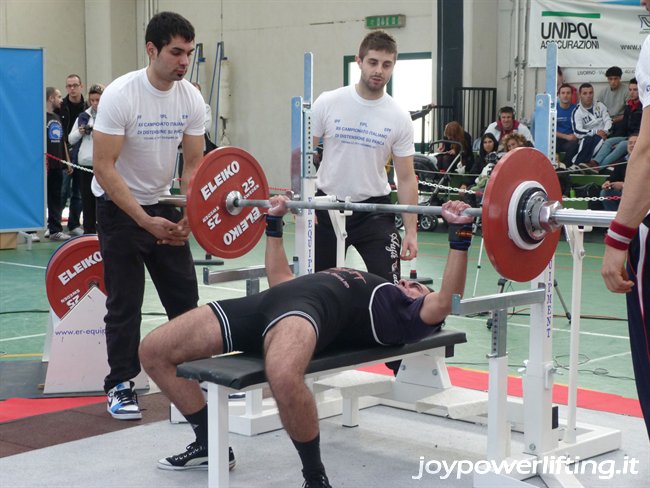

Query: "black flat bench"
<box><xmin>176</xmin><ymin>328</ymin><xmax>466</xmax><ymax>488</ymax></box>
<box><xmin>177</xmin><ymin>328</ymin><xmax>466</xmax><ymax>389</ymax></box>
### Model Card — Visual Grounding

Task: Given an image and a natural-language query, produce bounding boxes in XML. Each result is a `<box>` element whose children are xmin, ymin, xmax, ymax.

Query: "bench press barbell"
<box><xmin>160</xmin><ymin>146</ymin><xmax>615</xmax><ymax>282</ymax></box>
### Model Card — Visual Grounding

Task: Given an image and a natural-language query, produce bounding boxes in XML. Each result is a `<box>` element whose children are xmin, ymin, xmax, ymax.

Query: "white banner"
<box><xmin>528</xmin><ymin>0</ymin><xmax>649</xmax><ymax>70</ymax></box>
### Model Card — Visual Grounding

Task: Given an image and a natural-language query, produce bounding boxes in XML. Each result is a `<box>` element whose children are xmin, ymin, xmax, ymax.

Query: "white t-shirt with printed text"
<box><xmin>311</xmin><ymin>85</ymin><xmax>414</xmax><ymax>201</ymax></box>
<box><xmin>91</xmin><ymin>68</ymin><xmax>205</xmax><ymax>205</ymax></box>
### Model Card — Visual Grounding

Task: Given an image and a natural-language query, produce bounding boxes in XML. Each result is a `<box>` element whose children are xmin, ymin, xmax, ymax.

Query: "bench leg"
<box><xmin>208</xmin><ymin>384</ymin><xmax>230</xmax><ymax>488</ymax></box>
<box><xmin>245</xmin><ymin>388</ymin><xmax>263</xmax><ymax>416</ymax></box>
<box><xmin>342</xmin><ymin>397</ymin><xmax>359</xmax><ymax>427</ymax></box>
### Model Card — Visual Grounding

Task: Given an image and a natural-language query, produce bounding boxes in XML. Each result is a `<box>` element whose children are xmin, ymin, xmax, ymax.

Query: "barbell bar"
<box><xmin>160</xmin><ymin>192</ymin><xmax>614</xmax><ymax>229</ymax></box>
<box><xmin>162</xmin><ymin>146</ymin><xmax>615</xmax><ymax>281</ymax></box>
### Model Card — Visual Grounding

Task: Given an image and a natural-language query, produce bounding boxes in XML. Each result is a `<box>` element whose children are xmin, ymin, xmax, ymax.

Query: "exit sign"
<box><xmin>365</xmin><ymin>14</ymin><xmax>406</xmax><ymax>29</ymax></box>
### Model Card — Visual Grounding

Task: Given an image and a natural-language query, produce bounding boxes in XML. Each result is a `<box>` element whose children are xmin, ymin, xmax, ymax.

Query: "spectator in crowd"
<box><xmin>600</xmin><ymin>134</ymin><xmax>636</xmax><ymax>212</ymax></box>
<box><xmin>191</xmin><ymin>82</ymin><xmax>212</xmax><ymax>135</ymax></box>
<box><xmin>590</xmin><ymin>78</ymin><xmax>642</xmax><ymax>173</ymax></box>
<box><xmin>68</xmin><ymin>83</ymin><xmax>104</xmax><ymax>234</ymax></box>
<box><xmin>501</xmin><ymin>132</ymin><xmax>528</xmax><ymax>152</ymax></box>
<box><xmin>45</xmin><ymin>87</ymin><xmax>72</xmax><ymax>241</ymax></box>
<box><xmin>460</xmin><ymin>132</ymin><xmax>499</xmax><ymax>207</ymax></box>
<box><xmin>436</xmin><ymin>121</ymin><xmax>474</xmax><ymax>173</ymax></box>
<box><xmin>571</xmin><ymin>83</ymin><xmax>612</xmax><ymax>172</ymax></box>
<box><xmin>556</xmin><ymin>83</ymin><xmax>579</xmax><ymax>164</ymax></box>
<box><xmin>56</xmin><ymin>74</ymin><xmax>87</xmax><ymax>237</ymax></box>
<box><xmin>598</xmin><ymin>66</ymin><xmax>627</xmax><ymax>135</ymax></box>
<box><xmin>557</xmin><ymin>66</ymin><xmax>577</xmax><ymax>104</ymax></box>
<box><xmin>484</xmin><ymin>106</ymin><xmax>534</xmax><ymax>145</ymax></box>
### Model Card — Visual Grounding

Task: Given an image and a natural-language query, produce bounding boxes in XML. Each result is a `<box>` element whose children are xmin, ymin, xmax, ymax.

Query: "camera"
<box><xmin>485</xmin><ymin>152</ymin><xmax>499</xmax><ymax>164</ymax></box>
<box><xmin>80</xmin><ymin>124</ymin><xmax>93</xmax><ymax>134</ymax></box>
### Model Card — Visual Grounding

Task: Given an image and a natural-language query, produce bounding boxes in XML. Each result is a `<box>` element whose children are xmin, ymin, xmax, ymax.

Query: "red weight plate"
<box><xmin>186</xmin><ymin>147</ymin><xmax>270</xmax><ymax>259</ymax></box>
<box><xmin>45</xmin><ymin>235</ymin><xmax>106</xmax><ymax>318</ymax></box>
<box><xmin>482</xmin><ymin>147</ymin><xmax>562</xmax><ymax>282</ymax></box>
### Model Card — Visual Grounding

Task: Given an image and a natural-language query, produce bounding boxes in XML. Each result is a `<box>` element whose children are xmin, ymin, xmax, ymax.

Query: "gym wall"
<box><xmin>1</xmin><ymin>0</ymin><xmax>505</xmax><ymax>191</ymax></box>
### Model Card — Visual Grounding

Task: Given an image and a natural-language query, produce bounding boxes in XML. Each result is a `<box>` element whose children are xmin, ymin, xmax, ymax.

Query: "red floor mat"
<box><xmin>359</xmin><ymin>364</ymin><xmax>643</xmax><ymax>418</ymax></box>
<box><xmin>0</xmin><ymin>366</ymin><xmax>642</xmax><ymax>423</ymax></box>
<box><xmin>0</xmin><ymin>396</ymin><xmax>105</xmax><ymax>423</ymax></box>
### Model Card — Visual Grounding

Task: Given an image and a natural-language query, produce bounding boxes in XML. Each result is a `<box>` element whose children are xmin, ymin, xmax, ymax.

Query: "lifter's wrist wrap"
<box><xmin>448</xmin><ymin>223</ymin><xmax>473</xmax><ymax>251</ymax></box>
<box><xmin>265</xmin><ymin>214</ymin><xmax>284</xmax><ymax>238</ymax></box>
<box><xmin>604</xmin><ymin>220</ymin><xmax>637</xmax><ymax>251</ymax></box>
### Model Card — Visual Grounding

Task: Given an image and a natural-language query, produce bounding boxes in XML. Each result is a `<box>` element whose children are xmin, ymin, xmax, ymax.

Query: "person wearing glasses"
<box><xmin>55</xmin><ymin>74</ymin><xmax>87</xmax><ymax>237</ymax></box>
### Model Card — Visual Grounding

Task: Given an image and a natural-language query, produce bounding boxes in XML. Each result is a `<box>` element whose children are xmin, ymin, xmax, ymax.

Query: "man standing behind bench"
<box><xmin>139</xmin><ymin>197</ymin><xmax>474</xmax><ymax>487</ymax></box>
<box><xmin>92</xmin><ymin>11</ymin><xmax>206</xmax><ymax>421</ymax></box>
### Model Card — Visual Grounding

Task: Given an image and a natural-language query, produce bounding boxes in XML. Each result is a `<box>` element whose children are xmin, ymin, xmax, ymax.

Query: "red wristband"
<box><xmin>604</xmin><ymin>220</ymin><xmax>637</xmax><ymax>251</ymax></box>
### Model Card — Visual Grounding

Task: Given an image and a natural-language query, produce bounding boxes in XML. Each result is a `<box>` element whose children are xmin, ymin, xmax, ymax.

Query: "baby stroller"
<box><xmin>396</xmin><ymin>139</ymin><xmax>467</xmax><ymax>232</ymax></box>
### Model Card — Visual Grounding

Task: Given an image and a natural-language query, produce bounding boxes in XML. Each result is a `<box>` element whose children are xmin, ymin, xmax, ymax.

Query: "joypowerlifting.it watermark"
<box><xmin>412</xmin><ymin>455</ymin><xmax>640</xmax><ymax>481</ymax></box>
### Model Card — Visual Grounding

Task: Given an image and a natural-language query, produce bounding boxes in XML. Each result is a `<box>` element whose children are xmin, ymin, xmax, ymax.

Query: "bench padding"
<box><xmin>177</xmin><ymin>328</ymin><xmax>466</xmax><ymax>390</ymax></box>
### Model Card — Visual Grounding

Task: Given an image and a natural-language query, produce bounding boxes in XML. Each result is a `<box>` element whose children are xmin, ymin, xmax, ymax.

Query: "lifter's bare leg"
<box><xmin>140</xmin><ymin>305</ymin><xmax>227</xmax><ymax>470</ymax></box>
<box><xmin>263</xmin><ymin>316</ymin><xmax>330</xmax><ymax>486</ymax></box>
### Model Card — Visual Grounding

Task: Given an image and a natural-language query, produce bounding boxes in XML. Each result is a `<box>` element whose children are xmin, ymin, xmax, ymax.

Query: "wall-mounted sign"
<box><xmin>365</xmin><ymin>15</ymin><xmax>406</xmax><ymax>29</ymax></box>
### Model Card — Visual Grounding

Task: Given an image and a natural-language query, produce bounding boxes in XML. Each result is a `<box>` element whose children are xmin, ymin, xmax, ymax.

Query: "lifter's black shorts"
<box><xmin>207</xmin><ymin>281</ymin><xmax>378</xmax><ymax>356</ymax></box>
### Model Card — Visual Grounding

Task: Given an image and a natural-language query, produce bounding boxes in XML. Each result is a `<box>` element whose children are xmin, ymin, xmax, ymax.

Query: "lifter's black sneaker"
<box><xmin>303</xmin><ymin>472</ymin><xmax>332</xmax><ymax>488</ymax></box>
<box><xmin>157</xmin><ymin>442</ymin><xmax>236</xmax><ymax>471</ymax></box>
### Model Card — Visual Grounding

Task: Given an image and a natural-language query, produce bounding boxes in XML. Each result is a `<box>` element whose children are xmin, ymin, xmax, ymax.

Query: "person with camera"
<box><xmin>68</xmin><ymin>83</ymin><xmax>104</xmax><ymax>234</ymax></box>
<box><xmin>459</xmin><ymin>133</ymin><xmax>499</xmax><ymax>207</ymax></box>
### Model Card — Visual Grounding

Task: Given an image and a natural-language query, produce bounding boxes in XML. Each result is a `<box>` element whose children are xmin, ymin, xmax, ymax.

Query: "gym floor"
<box><xmin>0</xmin><ymin>222</ymin><xmax>647</xmax><ymax>487</ymax></box>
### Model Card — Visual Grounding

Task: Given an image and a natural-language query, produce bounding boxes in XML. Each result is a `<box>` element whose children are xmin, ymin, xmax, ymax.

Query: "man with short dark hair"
<box><xmin>484</xmin><ymin>106</ymin><xmax>534</xmax><ymax>145</ymax></box>
<box><xmin>46</xmin><ymin>87</ymin><xmax>72</xmax><ymax>242</ymax></box>
<box><xmin>92</xmin><ymin>11</ymin><xmax>205</xmax><ymax>423</ymax></box>
<box><xmin>590</xmin><ymin>78</ymin><xmax>642</xmax><ymax>172</ymax></box>
<box><xmin>310</xmin><ymin>30</ymin><xmax>419</xmax><ymax>286</ymax></box>
<box><xmin>571</xmin><ymin>83</ymin><xmax>612</xmax><ymax>171</ymax></box>
<box><xmin>598</xmin><ymin>66</ymin><xmax>627</xmax><ymax>134</ymax></box>
<box><xmin>556</xmin><ymin>83</ymin><xmax>579</xmax><ymax>164</ymax></box>
<box><xmin>56</xmin><ymin>74</ymin><xmax>87</xmax><ymax>236</ymax></box>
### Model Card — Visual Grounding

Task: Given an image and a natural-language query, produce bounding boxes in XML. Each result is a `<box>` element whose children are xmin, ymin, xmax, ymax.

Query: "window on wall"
<box><xmin>344</xmin><ymin>52</ymin><xmax>433</xmax><ymax>151</ymax></box>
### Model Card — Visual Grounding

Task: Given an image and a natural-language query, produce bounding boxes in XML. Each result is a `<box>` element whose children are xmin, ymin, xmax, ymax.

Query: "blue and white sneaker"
<box><xmin>107</xmin><ymin>381</ymin><xmax>141</xmax><ymax>420</ymax></box>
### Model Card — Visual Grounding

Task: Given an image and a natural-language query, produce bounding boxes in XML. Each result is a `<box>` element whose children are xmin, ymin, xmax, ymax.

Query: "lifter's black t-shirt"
<box><xmin>248</xmin><ymin>268</ymin><xmax>440</xmax><ymax>349</ymax></box>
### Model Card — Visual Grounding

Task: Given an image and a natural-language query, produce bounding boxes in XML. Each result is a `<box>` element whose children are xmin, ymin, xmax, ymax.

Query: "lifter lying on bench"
<box><xmin>139</xmin><ymin>196</ymin><xmax>474</xmax><ymax>488</ymax></box>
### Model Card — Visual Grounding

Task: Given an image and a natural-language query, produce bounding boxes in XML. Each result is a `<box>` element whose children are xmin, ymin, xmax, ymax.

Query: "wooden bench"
<box><xmin>177</xmin><ymin>328</ymin><xmax>467</xmax><ymax>488</ymax></box>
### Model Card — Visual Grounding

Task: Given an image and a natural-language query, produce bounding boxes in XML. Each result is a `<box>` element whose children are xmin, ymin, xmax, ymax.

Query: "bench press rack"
<box><xmin>173</xmin><ymin>45</ymin><xmax>621</xmax><ymax>487</ymax></box>
<box><xmin>177</xmin><ymin>279</ymin><xmax>621</xmax><ymax>488</ymax></box>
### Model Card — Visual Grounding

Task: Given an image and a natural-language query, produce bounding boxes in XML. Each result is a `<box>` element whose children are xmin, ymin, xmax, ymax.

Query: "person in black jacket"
<box><xmin>55</xmin><ymin>74</ymin><xmax>88</xmax><ymax>236</ymax></box>
<box><xmin>45</xmin><ymin>87</ymin><xmax>72</xmax><ymax>241</ymax></box>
